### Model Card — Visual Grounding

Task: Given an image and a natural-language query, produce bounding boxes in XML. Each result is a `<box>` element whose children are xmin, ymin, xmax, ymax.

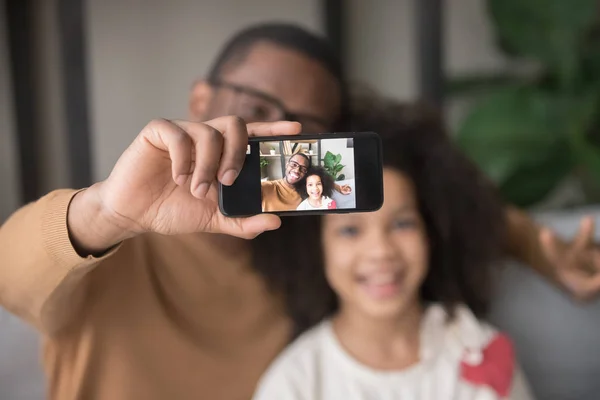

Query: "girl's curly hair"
<box><xmin>294</xmin><ymin>166</ymin><xmax>335</xmax><ymax>200</ymax></box>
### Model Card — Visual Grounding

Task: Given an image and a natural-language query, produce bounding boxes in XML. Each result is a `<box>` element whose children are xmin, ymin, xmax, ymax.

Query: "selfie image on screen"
<box><xmin>260</xmin><ymin>138</ymin><xmax>356</xmax><ymax>212</ymax></box>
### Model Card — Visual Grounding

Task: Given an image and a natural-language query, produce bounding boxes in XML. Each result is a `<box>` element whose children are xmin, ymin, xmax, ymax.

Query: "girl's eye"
<box><xmin>392</xmin><ymin>218</ymin><xmax>417</xmax><ymax>230</ymax></box>
<box><xmin>337</xmin><ymin>226</ymin><xmax>359</xmax><ymax>237</ymax></box>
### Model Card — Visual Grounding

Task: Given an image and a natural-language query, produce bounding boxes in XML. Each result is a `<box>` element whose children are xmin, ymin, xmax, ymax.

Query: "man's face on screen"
<box><xmin>285</xmin><ymin>154</ymin><xmax>309</xmax><ymax>185</ymax></box>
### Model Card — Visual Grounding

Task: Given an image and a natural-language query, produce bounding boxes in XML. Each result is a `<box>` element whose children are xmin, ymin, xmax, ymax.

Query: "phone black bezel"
<box><xmin>219</xmin><ymin>131</ymin><xmax>383</xmax><ymax>217</ymax></box>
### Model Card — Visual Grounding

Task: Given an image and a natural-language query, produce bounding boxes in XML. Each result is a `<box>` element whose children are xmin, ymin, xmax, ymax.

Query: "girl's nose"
<box><xmin>364</xmin><ymin>229</ymin><xmax>396</xmax><ymax>261</ymax></box>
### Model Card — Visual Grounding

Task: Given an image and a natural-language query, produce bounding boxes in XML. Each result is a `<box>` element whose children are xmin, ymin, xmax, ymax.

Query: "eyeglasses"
<box><xmin>287</xmin><ymin>160</ymin><xmax>308</xmax><ymax>175</ymax></box>
<box><xmin>209</xmin><ymin>79</ymin><xmax>333</xmax><ymax>133</ymax></box>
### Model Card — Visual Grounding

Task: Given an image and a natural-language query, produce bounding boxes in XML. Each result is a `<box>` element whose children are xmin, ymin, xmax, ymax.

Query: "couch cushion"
<box><xmin>0</xmin><ymin>307</ymin><xmax>45</xmax><ymax>400</ymax></box>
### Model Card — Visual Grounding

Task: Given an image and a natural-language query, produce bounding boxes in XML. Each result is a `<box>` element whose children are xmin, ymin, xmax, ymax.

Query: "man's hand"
<box><xmin>335</xmin><ymin>184</ymin><xmax>352</xmax><ymax>195</ymax></box>
<box><xmin>539</xmin><ymin>216</ymin><xmax>600</xmax><ymax>301</ymax></box>
<box><xmin>68</xmin><ymin>117</ymin><xmax>301</xmax><ymax>254</ymax></box>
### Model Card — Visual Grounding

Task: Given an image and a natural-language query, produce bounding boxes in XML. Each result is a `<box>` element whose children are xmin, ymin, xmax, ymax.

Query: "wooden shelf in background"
<box><xmin>260</xmin><ymin>154</ymin><xmax>318</xmax><ymax>158</ymax></box>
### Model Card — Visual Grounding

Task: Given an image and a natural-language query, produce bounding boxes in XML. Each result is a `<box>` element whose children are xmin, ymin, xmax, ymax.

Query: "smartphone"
<box><xmin>219</xmin><ymin>132</ymin><xmax>383</xmax><ymax>217</ymax></box>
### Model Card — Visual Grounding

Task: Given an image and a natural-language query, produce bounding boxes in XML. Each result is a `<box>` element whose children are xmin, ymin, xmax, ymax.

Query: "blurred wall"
<box><xmin>33</xmin><ymin>0</ymin><xmax>70</xmax><ymax>195</ymax></box>
<box><xmin>0</xmin><ymin>0</ymin><xmax>20</xmax><ymax>223</ymax></box>
<box><xmin>348</xmin><ymin>0</ymin><xmax>507</xmax><ymax>99</ymax></box>
<box><xmin>0</xmin><ymin>0</ymin><xmax>70</xmax><ymax>223</ymax></box>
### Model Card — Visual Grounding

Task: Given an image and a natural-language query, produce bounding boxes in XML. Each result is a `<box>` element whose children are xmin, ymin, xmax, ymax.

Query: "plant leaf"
<box><xmin>566</xmin><ymin>89</ymin><xmax>600</xmax><ymax>202</ymax></box>
<box><xmin>324</xmin><ymin>151</ymin><xmax>335</xmax><ymax>164</ymax></box>
<box><xmin>445</xmin><ymin>73</ymin><xmax>523</xmax><ymax>97</ymax></box>
<box><xmin>456</xmin><ymin>86</ymin><xmax>574</xmax><ymax>206</ymax></box>
<box><xmin>337</xmin><ymin>174</ymin><xmax>346</xmax><ymax>181</ymax></box>
<box><xmin>488</xmin><ymin>0</ymin><xmax>597</xmax><ymax>89</ymax></box>
<box><xmin>334</xmin><ymin>154</ymin><xmax>342</xmax><ymax>164</ymax></box>
<box><xmin>499</xmin><ymin>147</ymin><xmax>572</xmax><ymax>206</ymax></box>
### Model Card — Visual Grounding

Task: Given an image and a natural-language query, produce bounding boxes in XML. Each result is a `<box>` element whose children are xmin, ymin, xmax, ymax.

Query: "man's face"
<box><xmin>285</xmin><ymin>154</ymin><xmax>309</xmax><ymax>185</ymax></box>
<box><xmin>190</xmin><ymin>41</ymin><xmax>342</xmax><ymax>133</ymax></box>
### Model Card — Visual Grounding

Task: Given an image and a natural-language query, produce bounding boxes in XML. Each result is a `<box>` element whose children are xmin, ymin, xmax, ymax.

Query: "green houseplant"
<box><xmin>450</xmin><ymin>0</ymin><xmax>600</xmax><ymax>208</ymax></box>
<box><xmin>260</xmin><ymin>157</ymin><xmax>269</xmax><ymax>178</ymax></box>
<box><xmin>322</xmin><ymin>151</ymin><xmax>346</xmax><ymax>181</ymax></box>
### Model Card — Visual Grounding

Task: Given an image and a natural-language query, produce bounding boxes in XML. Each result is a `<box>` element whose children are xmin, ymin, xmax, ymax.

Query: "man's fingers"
<box><xmin>213</xmin><ymin>213</ymin><xmax>282</xmax><ymax>239</ymax></box>
<box><xmin>237</xmin><ymin>214</ymin><xmax>282</xmax><ymax>238</ymax></box>
<box><xmin>562</xmin><ymin>271</ymin><xmax>600</xmax><ymax>302</ymax></box>
<box><xmin>247</xmin><ymin>121</ymin><xmax>302</xmax><ymax>137</ymax></box>
<box><xmin>204</xmin><ymin>116</ymin><xmax>249</xmax><ymax>186</ymax></box>
<box><xmin>191</xmin><ymin>128</ymin><xmax>223</xmax><ymax>198</ymax></box>
<box><xmin>539</xmin><ymin>227</ymin><xmax>560</xmax><ymax>263</ymax></box>
<box><xmin>143</xmin><ymin>118</ymin><xmax>301</xmax><ymax>194</ymax></box>
<box><xmin>141</xmin><ymin>119</ymin><xmax>194</xmax><ymax>186</ymax></box>
<box><xmin>573</xmin><ymin>216</ymin><xmax>595</xmax><ymax>251</ymax></box>
<box><xmin>583</xmin><ymin>251</ymin><xmax>600</xmax><ymax>276</ymax></box>
<box><xmin>170</xmin><ymin>120</ymin><xmax>224</xmax><ymax>198</ymax></box>
<box><xmin>581</xmin><ymin>273</ymin><xmax>600</xmax><ymax>301</ymax></box>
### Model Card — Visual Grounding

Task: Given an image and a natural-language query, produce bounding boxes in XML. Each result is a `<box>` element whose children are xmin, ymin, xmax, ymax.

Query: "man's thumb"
<box><xmin>219</xmin><ymin>214</ymin><xmax>282</xmax><ymax>240</ymax></box>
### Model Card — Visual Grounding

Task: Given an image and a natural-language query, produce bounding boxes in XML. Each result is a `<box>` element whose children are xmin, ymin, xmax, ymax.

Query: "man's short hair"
<box><xmin>208</xmin><ymin>23</ymin><xmax>343</xmax><ymax>84</ymax></box>
<box><xmin>207</xmin><ymin>22</ymin><xmax>348</xmax><ymax>126</ymax></box>
<box><xmin>290</xmin><ymin>152</ymin><xmax>311</xmax><ymax>169</ymax></box>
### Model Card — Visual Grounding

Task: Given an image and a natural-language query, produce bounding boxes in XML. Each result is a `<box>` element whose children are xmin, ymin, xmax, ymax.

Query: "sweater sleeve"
<box><xmin>0</xmin><ymin>189</ymin><xmax>120</xmax><ymax>335</ymax></box>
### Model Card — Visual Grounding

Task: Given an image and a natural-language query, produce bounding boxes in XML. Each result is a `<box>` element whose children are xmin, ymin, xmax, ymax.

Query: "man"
<box><xmin>261</xmin><ymin>152</ymin><xmax>350</xmax><ymax>211</ymax></box>
<box><xmin>0</xmin><ymin>23</ymin><xmax>598</xmax><ymax>400</ymax></box>
<box><xmin>261</xmin><ymin>153</ymin><xmax>310</xmax><ymax>212</ymax></box>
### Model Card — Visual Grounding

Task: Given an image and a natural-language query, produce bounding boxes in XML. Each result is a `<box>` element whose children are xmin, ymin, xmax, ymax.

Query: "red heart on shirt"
<box><xmin>460</xmin><ymin>333</ymin><xmax>515</xmax><ymax>397</ymax></box>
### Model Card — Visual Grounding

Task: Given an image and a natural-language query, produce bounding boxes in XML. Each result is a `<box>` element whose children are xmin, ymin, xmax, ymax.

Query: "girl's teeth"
<box><xmin>363</xmin><ymin>273</ymin><xmax>396</xmax><ymax>285</ymax></box>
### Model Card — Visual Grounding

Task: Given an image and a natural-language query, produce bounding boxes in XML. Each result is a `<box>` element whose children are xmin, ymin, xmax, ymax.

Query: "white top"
<box><xmin>252</xmin><ymin>304</ymin><xmax>534</xmax><ymax>400</ymax></box>
<box><xmin>296</xmin><ymin>196</ymin><xmax>336</xmax><ymax>210</ymax></box>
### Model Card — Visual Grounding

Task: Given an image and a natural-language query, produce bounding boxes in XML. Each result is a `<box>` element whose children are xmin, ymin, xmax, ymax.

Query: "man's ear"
<box><xmin>189</xmin><ymin>80</ymin><xmax>213</xmax><ymax>121</ymax></box>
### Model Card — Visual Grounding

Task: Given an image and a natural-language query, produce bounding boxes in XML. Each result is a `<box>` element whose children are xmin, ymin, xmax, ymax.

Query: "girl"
<box><xmin>296</xmin><ymin>166</ymin><xmax>338</xmax><ymax>210</ymax></box>
<box><xmin>252</xmin><ymin>102</ymin><xmax>534</xmax><ymax>399</ymax></box>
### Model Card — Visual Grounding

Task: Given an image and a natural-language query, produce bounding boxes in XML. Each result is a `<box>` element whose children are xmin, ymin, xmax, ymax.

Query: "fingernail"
<box><xmin>221</xmin><ymin>169</ymin><xmax>238</xmax><ymax>186</ymax></box>
<box><xmin>195</xmin><ymin>183</ymin><xmax>210</xmax><ymax>198</ymax></box>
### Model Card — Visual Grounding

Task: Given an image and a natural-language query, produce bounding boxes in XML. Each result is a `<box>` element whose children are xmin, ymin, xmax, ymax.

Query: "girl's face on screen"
<box><xmin>306</xmin><ymin>175</ymin><xmax>323</xmax><ymax>200</ymax></box>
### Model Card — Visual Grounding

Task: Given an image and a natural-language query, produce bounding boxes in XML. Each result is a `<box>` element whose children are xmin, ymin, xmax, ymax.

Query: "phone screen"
<box><xmin>220</xmin><ymin>132</ymin><xmax>382</xmax><ymax>217</ymax></box>
<box><xmin>260</xmin><ymin>138</ymin><xmax>357</xmax><ymax>212</ymax></box>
